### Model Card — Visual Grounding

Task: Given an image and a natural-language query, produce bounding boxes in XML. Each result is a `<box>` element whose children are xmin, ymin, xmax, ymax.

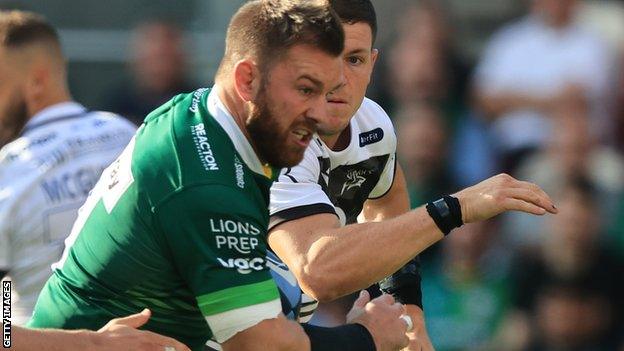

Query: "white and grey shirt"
<box><xmin>0</xmin><ymin>102</ymin><xmax>136</xmax><ymax>325</ymax></box>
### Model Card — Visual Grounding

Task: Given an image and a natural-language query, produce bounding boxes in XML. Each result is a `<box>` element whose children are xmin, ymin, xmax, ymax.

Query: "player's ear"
<box><xmin>24</xmin><ymin>63</ymin><xmax>49</xmax><ymax>107</ymax></box>
<box><xmin>233</xmin><ymin>59</ymin><xmax>260</xmax><ymax>102</ymax></box>
<box><xmin>371</xmin><ymin>48</ymin><xmax>379</xmax><ymax>69</ymax></box>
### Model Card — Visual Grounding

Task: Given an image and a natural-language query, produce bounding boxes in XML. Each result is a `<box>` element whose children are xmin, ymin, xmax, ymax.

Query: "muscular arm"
<box><xmin>473</xmin><ymin>84</ymin><xmax>586</xmax><ymax>121</ymax></box>
<box><xmin>221</xmin><ymin>315</ymin><xmax>310</xmax><ymax>351</ymax></box>
<box><xmin>360</xmin><ymin>164</ymin><xmax>410</xmax><ymax>221</ymax></box>
<box><xmin>10</xmin><ymin>310</ymin><xmax>192</xmax><ymax>351</ymax></box>
<box><xmin>473</xmin><ymin>90</ymin><xmax>551</xmax><ymax>121</ymax></box>
<box><xmin>269</xmin><ymin>173</ymin><xmax>557</xmax><ymax>302</ymax></box>
<box><xmin>269</xmin><ymin>211</ymin><xmax>438</xmax><ymax>301</ymax></box>
<box><xmin>11</xmin><ymin>326</ymin><xmax>92</xmax><ymax>351</ymax></box>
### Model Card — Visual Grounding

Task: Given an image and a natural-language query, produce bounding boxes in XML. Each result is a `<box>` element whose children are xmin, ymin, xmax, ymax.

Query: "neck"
<box><xmin>29</xmin><ymin>87</ymin><xmax>72</xmax><ymax>117</ymax></box>
<box><xmin>215</xmin><ymin>83</ymin><xmax>266</xmax><ymax>163</ymax></box>
<box><xmin>320</xmin><ymin>124</ymin><xmax>350</xmax><ymax>151</ymax></box>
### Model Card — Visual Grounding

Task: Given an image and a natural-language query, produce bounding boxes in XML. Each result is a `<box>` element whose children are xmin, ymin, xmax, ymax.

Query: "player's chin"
<box><xmin>317</xmin><ymin>115</ymin><xmax>350</xmax><ymax>136</ymax></box>
<box><xmin>275</xmin><ymin>144</ymin><xmax>307</xmax><ymax>168</ymax></box>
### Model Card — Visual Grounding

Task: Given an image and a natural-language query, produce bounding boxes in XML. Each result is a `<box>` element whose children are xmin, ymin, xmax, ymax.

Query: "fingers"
<box><xmin>503</xmin><ymin>188</ymin><xmax>553</xmax><ymax>214</ymax></box>
<box><xmin>513</xmin><ymin>181</ymin><xmax>557</xmax><ymax>213</ymax></box>
<box><xmin>353</xmin><ymin>290</ymin><xmax>371</xmax><ymax>309</ymax></box>
<box><xmin>109</xmin><ymin>309</ymin><xmax>151</xmax><ymax>329</ymax></box>
<box><xmin>504</xmin><ymin>198</ymin><xmax>549</xmax><ymax>215</ymax></box>
<box><xmin>374</xmin><ymin>293</ymin><xmax>395</xmax><ymax>305</ymax></box>
<box><xmin>492</xmin><ymin>174</ymin><xmax>557</xmax><ymax>215</ymax></box>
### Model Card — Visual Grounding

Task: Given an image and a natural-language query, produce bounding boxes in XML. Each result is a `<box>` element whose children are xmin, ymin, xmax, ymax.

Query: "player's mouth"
<box><xmin>327</xmin><ymin>97</ymin><xmax>348</xmax><ymax>104</ymax></box>
<box><xmin>291</xmin><ymin>128</ymin><xmax>313</xmax><ymax>148</ymax></box>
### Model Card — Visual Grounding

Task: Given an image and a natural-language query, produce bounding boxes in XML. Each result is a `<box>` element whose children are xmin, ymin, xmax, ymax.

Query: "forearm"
<box><xmin>221</xmin><ymin>316</ymin><xmax>311</xmax><ymax>351</ymax></box>
<box><xmin>475</xmin><ymin>91</ymin><xmax>549</xmax><ymax>119</ymax></box>
<box><xmin>303</xmin><ymin>207</ymin><xmax>442</xmax><ymax>300</ymax></box>
<box><xmin>12</xmin><ymin>326</ymin><xmax>93</xmax><ymax>351</ymax></box>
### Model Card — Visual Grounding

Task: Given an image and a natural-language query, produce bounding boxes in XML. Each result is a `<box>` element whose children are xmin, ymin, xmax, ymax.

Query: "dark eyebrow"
<box><xmin>298</xmin><ymin>74</ymin><xmax>323</xmax><ymax>90</ymax></box>
<box><xmin>346</xmin><ymin>48</ymin><xmax>369</xmax><ymax>56</ymax></box>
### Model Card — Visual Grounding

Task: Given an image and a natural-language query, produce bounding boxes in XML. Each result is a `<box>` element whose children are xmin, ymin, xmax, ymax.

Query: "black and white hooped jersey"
<box><xmin>270</xmin><ymin>97</ymin><xmax>396</xmax><ymax>229</ymax></box>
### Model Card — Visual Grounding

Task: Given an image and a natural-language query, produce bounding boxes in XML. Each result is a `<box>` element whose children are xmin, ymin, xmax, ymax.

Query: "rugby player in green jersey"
<box><xmin>28</xmin><ymin>1</ymin><xmax>410</xmax><ymax>351</ymax></box>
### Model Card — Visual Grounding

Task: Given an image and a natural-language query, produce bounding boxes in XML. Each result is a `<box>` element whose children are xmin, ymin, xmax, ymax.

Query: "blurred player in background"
<box><xmin>28</xmin><ymin>1</ymin><xmax>410</xmax><ymax>350</ymax></box>
<box><xmin>105</xmin><ymin>20</ymin><xmax>194</xmax><ymax>126</ymax></box>
<box><xmin>0</xmin><ymin>10</ymin><xmax>136</xmax><ymax>325</ymax></box>
<box><xmin>473</xmin><ymin>0</ymin><xmax>613</xmax><ymax>172</ymax></box>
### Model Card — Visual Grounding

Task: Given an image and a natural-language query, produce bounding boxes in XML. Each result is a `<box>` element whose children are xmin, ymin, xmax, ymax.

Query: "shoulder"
<box><xmin>354</xmin><ymin>98</ymin><xmax>394</xmax><ymax>131</ymax></box>
<box><xmin>83</xmin><ymin>111</ymin><xmax>137</xmax><ymax>132</ymax></box>
<box><xmin>132</xmin><ymin>89</ymin><xmax>244</xmax><ymax>201</ymax></box>
<box><xmin>493</xmin><ymin>17</ymin><xmax>534</xmax><ymax>42</ymax></box>
<box><xmin>352</xmin><ymin>98</ymin><xmax>396</xmax><ymax>150</ymax></box>
<box><xmin>156</xmin><ymin>182</ymin><xmax>259</xmax><ymax>217</ymax></box>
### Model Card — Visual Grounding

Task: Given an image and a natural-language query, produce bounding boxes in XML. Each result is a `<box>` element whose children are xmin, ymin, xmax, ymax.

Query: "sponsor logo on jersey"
<box><xmin>212</xmin><ymin>219</ymin><xmax>262</xmax><ymax>254</ymax></box>
<box><xmin>215</xmin><ymin>235</ymin><xmax>259</xmax><ymax>254</ymax></box>
<box><xmin>340</xmin><ymin>169</ymin><xmax>372</xmax><ymax>195</ymax></box>
<box><xmin>189</xmin><ymin>88</ymin><xmax>209</xmax><ymax>113</ymax></box>
<box><xmin>359</xmin><ymin>128</ymin><xmax>384</xmax><ymax>147</ymax></box>
<box><xmin>191</xmin><ymin>123</ymin><xmax>219</xmax><ymax>171</ymax></box>
<box><xmin>234</xmin><ymin>155</ymin><xmax>245</xmax><ymax>188</ymax></box>
<box><xmin>217</xmin><ymin>257</ymin><xmax>264</xmax><ymax>274</ymax></box>
<box><xmin>210</xmin><ymin>219</ymin><xmax>261</xmax><ymax>235</ymax></box>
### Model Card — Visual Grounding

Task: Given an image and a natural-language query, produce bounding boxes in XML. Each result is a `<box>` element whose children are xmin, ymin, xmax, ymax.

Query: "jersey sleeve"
<box><xmin>368</xmin><ymin>152</ymin><xmax>396</xmax><ymax>199</ymax></box>
<box><xmin>364</xmin><ymin>99</ymin><xmax>397</xmax><ymax>200</ymax></box>
<box><xmin>269</xmin><ymin>148</ymin><xmax>337</xmax><ymax>230</ymax></box>
<box><xmin>156</xmin><ymin>184</ymin><xmax>281</xmax><ymax>343</ymax></box>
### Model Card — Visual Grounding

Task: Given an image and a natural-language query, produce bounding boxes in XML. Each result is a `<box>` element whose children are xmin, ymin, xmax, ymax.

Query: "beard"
<box><xmin>246</xmin><ymin>86</ymin><xmax>311</xmax><ymax>168</ymax></box>
<box><xmin>0</xmin><ymin>94</ymin><xmax>29</xmax><ymax>148</ymax></box>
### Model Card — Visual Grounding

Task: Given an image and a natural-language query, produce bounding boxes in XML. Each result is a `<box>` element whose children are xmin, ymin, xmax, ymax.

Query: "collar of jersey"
<box><xmin>24</xmin><ymin>101</ymin><xmax>87</xmax><ymax>132</ymax></box>
<box><xmin>206</xmin><ymin>86</ymin><xmax>268</xmax><ymax>178</ymax></box>
<box><xmin>315</xmin><ymin>117</ymin><xmax>358</xmax><ymax>168</ymax></box>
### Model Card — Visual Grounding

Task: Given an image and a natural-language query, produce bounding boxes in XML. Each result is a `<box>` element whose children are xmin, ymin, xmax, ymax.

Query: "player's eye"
<box><xmin>298</xmin><ymin>87</ymin><xmax>314</xmax><ymax>96</ymax></box>
<box><xmin>347</xmin><ymin>56</ymin><xmax>364</xmax><ymax>66</ymax></box>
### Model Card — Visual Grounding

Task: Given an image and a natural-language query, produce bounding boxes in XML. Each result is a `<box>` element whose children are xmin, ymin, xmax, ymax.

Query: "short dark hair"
<box><xmin>218</xmin><ymin>0</ymin><xmax>344</xmax><ymax>77</ymax></box>
<box><xmin>329</xmin><ymin>0</ymin><xmax>377</xmax><ymax>45</ymax></box>
<box><xmin>0</xmin><ymin>10</ymin><xmax>60</xmax><ymax>49</ymax></box>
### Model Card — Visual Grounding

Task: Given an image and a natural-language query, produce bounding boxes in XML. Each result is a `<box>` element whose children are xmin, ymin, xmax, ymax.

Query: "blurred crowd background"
<box><xmin>2</xmin><ymin>0</ymin><xmax>624</xmax><ymax>350</ymax></box>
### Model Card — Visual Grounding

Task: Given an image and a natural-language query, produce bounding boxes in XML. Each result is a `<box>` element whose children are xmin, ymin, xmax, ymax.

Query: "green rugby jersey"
<box><xmin>28</xmin><ymin>88</ymin><xmax>282</xmax><ymax>350</ymax></box>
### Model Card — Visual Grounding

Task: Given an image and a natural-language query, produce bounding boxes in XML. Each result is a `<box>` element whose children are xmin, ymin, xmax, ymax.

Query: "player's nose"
<box><xmin>305</xmin><ymin>94</ymin><xmax>332</xmax><ymax>126</ymax></box>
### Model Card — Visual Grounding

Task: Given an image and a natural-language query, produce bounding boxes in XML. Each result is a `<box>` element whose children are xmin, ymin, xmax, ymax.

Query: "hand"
<box><xmin>93</xmin><ymin>309</ymin><xmax>191</xmax><ymax>351</ymax></box>
<box><xmin>402</xmin><ymin>305</ymin><xmax>434</xmax><ymax>351</ymax></box>
<box><xmin>550</xmin><ymin>84</ymin><xmax>586</xmax><ymax>112</ymax></box>
<box><xmin>347</xmin><ymin>291</ymin><xmax>410</xmax><ymax>351</ymax></box>
<box><xmin>454</xmin><ymin>173</ymin><xmax>557</xmax><ymax>224</ymax></box>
